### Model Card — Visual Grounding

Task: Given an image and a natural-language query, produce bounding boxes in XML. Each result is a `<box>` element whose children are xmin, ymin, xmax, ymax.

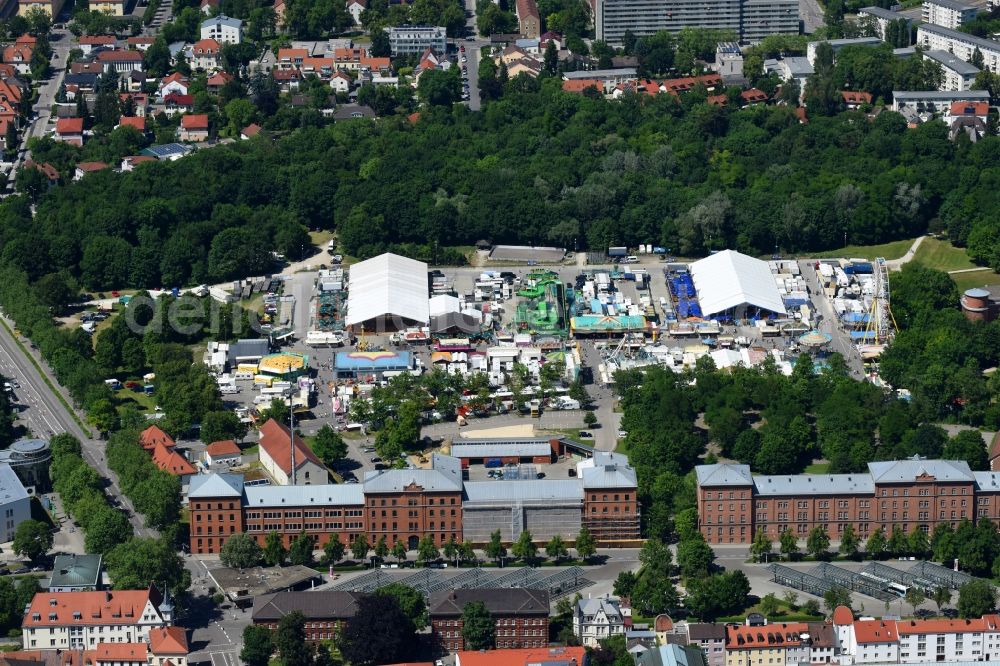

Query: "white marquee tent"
<box><xmin>689</xmin><ymin>250</ymin><xmax>787</xmax><ymax>317</ymax></box>
<box><xmin>345</xmin><ymin>253</ymin><xmax>429</xmax><ymax>328</ymax></box>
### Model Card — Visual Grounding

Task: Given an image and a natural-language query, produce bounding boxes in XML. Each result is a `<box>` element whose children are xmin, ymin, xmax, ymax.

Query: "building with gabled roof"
<box><xmin>140</xmin><ymin>425</ymin><xmax>174</xmax><ymax>451</ymax></box>
<box><xmin>191</xmin><ymin>39</ymin><xmax>221</xmax><ymax>71</ymax></box>
<box><xmin>258</xmin><ymin>418</ymin><xmax>328</xmax><ymax>486</ymax></box>
<box><xmin>47</xmin><ymin>554</ymin><xmax>103</xmax><ymax>592</ymax></box>
<box><xmin>150</xmin><ymin>443</ymin><xmax>196</xmax><ymax>479</ymax></box>
<box><xmin>345</xmin><ymin>252</ymin><xmax>429</xmax><ymax>331</ymax></box>
<box><xmin>54</xmin><ymin>118</ymin><xmax>84</xmax><ymax>146</ymax></box>
<box><xmin>454</xmin><ymin>647</ymin><xmax>586</xmax><ymax>666</ymax></box>
<box><xmin>689</xmin><ymin>249</ymin><xmax>787</xmax><ymax>318</ymax></box>
<box><xmin>251</xmin><ymin>591</ymin><xmax>363</xmax><ymax>641</ymax></box>
<box><xmin>204</xmin><ymin>440</ymin><xmax>241</xmax><ymax>466</ymax></box>
<box><xmin>430</xmin><ymin>588</ymin><xmax>549</xmax><ymax>651</ymax></box>
<box><xmin>147</xmin><ymin>626</ymin><xmax>188</xmax><ymax>666</ymax></box>
<box><xmin>574</xmin><ymin>596</ymin><xmax>626</xmax><ymax>647</ymax></box>
<box><xmin>178</xmin><ymin>113</ymin><xmax>209</xmax><ymax>142</ymax></box>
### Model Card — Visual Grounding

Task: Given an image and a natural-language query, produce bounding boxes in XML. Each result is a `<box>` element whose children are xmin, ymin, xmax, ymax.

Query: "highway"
<box><xmin>0</xmin><ymin>315</ymin><xmax>156</xmax><ymax>539</ymax></box>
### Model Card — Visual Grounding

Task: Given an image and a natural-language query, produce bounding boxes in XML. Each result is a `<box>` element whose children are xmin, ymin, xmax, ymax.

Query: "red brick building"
<box><xmin>188</xmin><ymin>473</ymin><xmax>244</xmax><ymax>554</ymax></box>
<box><xmin>251</xmin><ymin>591</ymin><xmax>362</xmax><ymax>642</ymax></box>
<box><xmin>696</xmin><ymin>457</ymin><xmax>1000</xmax><ymax>545</ymax></box>
<box><xmin>429</xmin><ymin>589</ymin><xmax>550</xmax><ymax>651</ymax></box>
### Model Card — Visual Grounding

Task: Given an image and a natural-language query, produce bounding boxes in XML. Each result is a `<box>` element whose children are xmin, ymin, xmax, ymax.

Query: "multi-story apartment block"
<box><xmin>696</xmin><ymin>458</ymin><xmax>1000</xmax><ymax>545</ymax></box>
<box><xmin>189</xmin><ymin>452</ymin><xmax>639</xmax><ymax>554</ymax></box>
<box><xmin>923</xmin><ymin>49</ymin><xmax>980</xmax><ymax>90</ymax></box>
<box><xmin>22</xmin><ymin>588</ymin><xmax>173</xmax><ymax>650</ymax></box>
<box><xmin>430</xmin><ymin>589</ymin><xmax>550</xmax><ymax>651</ymax></box>
<box><xmin>922</xmin><ymin>0</ymin><xmax>977</xmax><ymax>29</ymax></box>
<box><xmin>917</xmin><ymin>23</ymin><xmax>1000</xmax><ymax>73</ymax></box>
<box><xmin>200</xmin><ymin>15</ymin><xmax>242</xmax><ymax>44</ymax></box>
<box><xmin>725</xmin><ymin>623</ymin><xmax>811</xmax><ymax>666</ymax></box>
<box><xmin>385</xmin><ymin>26</ymin><xmax>447</xmax><ymax>56</ymax></box>
<box><xmin>593</xmin><ymin>0</ymin><xmax>797</xmax><ymax>45</ymax></box>
<box><xmin>687</xmin><ymin>623</ymin><xmax>727</xmax><ymax>666</ymax></box>
<box><xmin>858</xmin><ymin>6</ymin><xmax>912</xmax><ymax>41</ymax></box>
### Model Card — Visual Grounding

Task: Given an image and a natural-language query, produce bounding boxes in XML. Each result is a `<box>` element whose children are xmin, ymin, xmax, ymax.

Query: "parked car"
<box><xmin>578</xmin><ymin>430</ymin><xmax>593</xmax><ymax>438</ymax></box>
<box><xmin>370</xmin><ymin>456</ymin><xmax>382</xmax><ymax>463</ymax></box>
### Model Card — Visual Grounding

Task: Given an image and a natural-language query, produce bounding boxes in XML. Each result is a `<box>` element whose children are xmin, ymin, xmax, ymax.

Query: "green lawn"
<box><xmin>718</xmin><ymin>599</ymin><xmax>824</xmax><ymax>624</ymax></box>
<box><xmin>911</xmin><ymin>237</ymin><xmax>978</xmax><ymax>272</ymax></box>
<box><xmin>951</xmin><ymin>269</ymin><xmax>1000</xmax><ymax>292</ymax></box>
<box><xmin>805</xmin><ymin>462</ymin><xmax>830</xmax><ymax>473</ymax></box>
<box><xmin>114</xmin><ymin>388</ymin><xmax>156</xmax><ymax>414</ymax></box>
<box><xmin>810</xmin><ymin>238</ymin><xmax>916</xmax><ymax>260</ymax></box>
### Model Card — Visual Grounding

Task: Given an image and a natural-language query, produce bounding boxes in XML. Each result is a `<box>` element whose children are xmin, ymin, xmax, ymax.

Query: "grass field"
<box><xmin>805</xmin><ymin>462</ymin><xmax>830</xmax><ymax>473</ymax></box>
<box><xmin>810</xmin><ymin>238</ymin><xmax>916</xmax><ymax>260</ymax></box>
<box><xmin>911</xmin><ymin>237</ymin><xmax>978</xmax><ymax>272</ymax></box>
<box><xmin>951</xmin><ymin>269</ymin><xmax>1000</xmax><ymax>292</ymax></box>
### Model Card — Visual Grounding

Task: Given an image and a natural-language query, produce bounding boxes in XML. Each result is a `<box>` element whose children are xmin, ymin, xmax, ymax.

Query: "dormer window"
<box><xmin>31</xmin><ymin>613</ymin><xmax>39</xmax><ymax>621</ymax></box>
<box><xmin>73</xmin><ymin>612</ymin><xmax>81</xmax><ymax>620</ymax></box>
<box><xmin>49</xmin><ymin>599</ymin><xmax>57</xmax><ymax>607</ymax></box>
<box><xmin>48</xmin><ymin>613</ymin><xmax>56</xmax><ymax>620</ymax></box>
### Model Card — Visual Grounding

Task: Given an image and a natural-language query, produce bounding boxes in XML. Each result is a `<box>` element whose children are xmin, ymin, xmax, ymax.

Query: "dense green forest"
<box><xmin>4</xmin><ymin>78</ymin><xmax>999</xmax><ymax>295</ymax></box>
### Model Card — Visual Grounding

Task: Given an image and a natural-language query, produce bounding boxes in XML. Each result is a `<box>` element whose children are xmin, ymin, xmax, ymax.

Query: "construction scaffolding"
<box><xmin>860</xmin><ymin>562</ymin><xmax>937</xmax><ymax>593</ymax></box>
<box><xmin>768</xmin><ymin>564</ymin><xmax>835</xmax><ymax>597</ymax></box>
<box><xmin>909</xmin><ymin>561</ymin><xmax>974</xmax><ymax>590</ymax></box>
<box><xmin>815</xmin><ymin>562</ymin><xmax>896</xmax><ymax>601</ymax></box>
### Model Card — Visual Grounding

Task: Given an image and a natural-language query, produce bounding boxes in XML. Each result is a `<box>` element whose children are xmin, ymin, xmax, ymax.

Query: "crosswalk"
<box><xmin>207</xmin><ymin>650</ymin><xmax>240</xmax><ymax>666</ymax></box>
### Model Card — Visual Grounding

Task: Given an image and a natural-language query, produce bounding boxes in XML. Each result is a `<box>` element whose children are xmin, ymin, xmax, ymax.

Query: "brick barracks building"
<box><xmin>188</xmin><ymin>452</ymin><xmax>639</xmax><ymax>555</ymax></box>
<box><xmin>696</xmin><ymin>457</ymin><xmax>1000</xmax><ymax>545</ymax></box>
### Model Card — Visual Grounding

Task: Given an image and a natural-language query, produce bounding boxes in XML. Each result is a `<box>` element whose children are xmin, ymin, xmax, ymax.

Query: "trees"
<box><xmin>806</xmin><ymin>527</ymin><xmax>831</xmax><ymax>560</ymax></box>
<box><xmin>943</xmin><ymin>430</ymin><xmax>989</xmax><ymax>471</ymax></box>
<box><xmin>575</xmin><ymin>526</ymin><xmax>597</xmax><ymax>561</ymax></box>
<box><xmin>887</xmin><ymin>526</ymin><xmax>908</xmax><ymax>557</ymax></box>
<box><xmin>759</xmin><ymin>593</ymin><xmax>780</xmax><ymax>618</ymax></box>
<box><xmin>958</xmin><ymin>579</ymin><xmax>996</xmax><ymax>618</ymax></box>
<box><xmin>417</xmin><ymin>69</ymin><xmax>462</xmax><ymax>106</ymax></box>
<box><xmin>339</xmin><ymin>593</ymin><xmax>416</xmax><ymax>666</ymax></box>
<box><xmin>312</xmin><ymin>425</ymin><xmax>347</xmax><ymax>463</ymax></box>
<box><xmin>512</xmin><ymin>530</ymin><xmax>537</xmax><ymax>562</ymax></box>
<box><xmin>546</xmin><ymin>535</ymin><xmax>569</xmax><ymax>561</ymax></box>
<box><xmin>839</xmin><ymin>525</ymin><xmax>860</xmax><ymax>559</ymax></box>
<box><xmin>906</xmin><ymin>586</ymin><xmax>927</xmax><ymax>615</ymax></box>
<box><xmin>323</xmin><ymin>536</ymin><xmax>345</xmax><ymax>565</ymax></box>
<box><xmin>378</xmin><ymin>583</ymin><xmax>428</xmax><ymax>629</ymax></box>
<box><xmin>583</xmin><ymin>411</ymin><xmax>598</xmax><ymax>427</ymax></box>
<box><xmin>12</xmin><ymin>520</ymin><xmax>52</xmax><ymax>562</ymax></box>
<box><xmin>350</xmin><ymin>534</ymin><xmax>370</xmax><ymax>562</ymax></box>
<box><xmin>105</xmin><ymin>538</ymin><xmax>190</xmax><ymax>597</ymax></box>
<box><xmin>484</xmin><ymin>530</ymin><xmax>504</xmax><ymax>563</ymax></box>
<box><xmin>393</xmin><ymin>540</ymin><xmax>407</xmax><ymax>563</ymax></box>
<box><xmin>274</xmin><ymin>611</ymin><xmax>313</xmax><ymax>666</ymax></box>
<box><xmin>200</xmin><ymin>410</ymin><xmax>248</xmax><ymax>444</ymax></box>
<box><xmin>240</xmin><ymin>625</ymin><xmax>273</xmax><ymax>666</ymax></box>
<box><xmin>374</xmin><ymin>536</ymin><xmax>389</xmax><ymax>562</ymax></box>
<box><xmin>780</xmin><ymin>529</ymin><xmax>800</xmax><ymax>560</ymax></box>
<box><xmin>677</xmin><ymin>536</ymin><xmax>715</xmax><ymax>578</ymax></box>
<box><xmin>288</xmin><ymin>531</ymin><xmax>316</xmax><ymax>566</ymax></box>
<box><xmin>685</xmin><ymin>571</ymin><xmax>751</xmax><ymax>621</ymax></box>
<box><xmin>264</xmin><ymin>531</ymin><xmax>287</xmax><ymax>567</ymax></box>
<box><xmin>461</xmin><ymin>601</ymin><xmax>495</xmax><ymax>650</ymax></box>
<box><xmin>933</xmin><ymin>586</ymin><xmax>952</xmax><ymax>614</ymax></box>
<box><xmin>866</xmin><ymin>527</ymin><xmax>887</xmax><ymax>560</ymax></box>
<box><xmin>220</xmin><ymin>533</ymin><xmax>263</xmax><ymax>569</ymax></box>
<box><xmin>823</xmin><ymin>586</ymin><xmax>852</xmax><ymax>615</ymax></box>
<box><xmin>417</xmin><ymin>535</ymin><xmax>440</xmax><ymax>565</ymax></box>
<box><xmin>908</xmin><ymin>527</ymin><xmax>929</xmax><ymax>558</ymax></box>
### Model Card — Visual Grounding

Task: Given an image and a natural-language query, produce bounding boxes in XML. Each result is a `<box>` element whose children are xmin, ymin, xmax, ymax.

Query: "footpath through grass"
<box><xmin>952</xmin><ymin>269</ymin><xmax>1000</xmax><ymax>292</ymax></box>
<box><xmin>809</xmin><ymin>238</ymin><xmax>915</xmax><ymax>260</ymax></box>
<box><xmin>911</xmin><ymin>237</ymin><xmax>978</xmax><ymax>272</ymax></box>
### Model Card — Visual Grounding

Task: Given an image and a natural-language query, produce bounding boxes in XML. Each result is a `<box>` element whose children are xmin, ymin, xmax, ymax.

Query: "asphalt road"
<box><xmin>799</xmin><ymin>0</ymin><xmax>825</xmax><ymax>33</ymax></box>
<box><xmin>0</xmin><ymin>315</ymin><xmax>156</xmax><ymax>540</ymax></box>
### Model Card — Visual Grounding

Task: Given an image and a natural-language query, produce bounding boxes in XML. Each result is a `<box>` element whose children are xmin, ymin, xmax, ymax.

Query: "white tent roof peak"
<box><xmin>689</xmin><ymin>250</ymin><xmax>786</xmax><ymax>317</ymax></box>
<box><xmin>346</xmin><ymin>253</ymin><xmax>429</xmax><ymax>326</ymax></box>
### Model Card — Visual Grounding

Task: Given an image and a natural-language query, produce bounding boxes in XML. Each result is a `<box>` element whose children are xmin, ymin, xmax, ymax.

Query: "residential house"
<box><xmin>507</xmin><ymin>57</ymin><xmax>541</xmax><ymax>77</ymax></box>
<box><xmin>251</xmin><ymin>591</ymin><xmax>362</xmax><ymax>642</ymax></box>
<box><xmin>257</xmin><ymin>418</ymin><xmax>328</xmax><ymax>485</ymax></box>
<box><xmin>17</xmin><ymin>0</ymin><xmax>64</xmax><ymax>17</ymax></box>
<box><xmin>946</xmin><ymin>99</ymin><xmax>990</xmax><ymax>141</ymax></box>
<box><xmin>140</xmin><ymin>425</ymin><xmax>175</xmax><ymax>451</ymax></box>
<box><xmin>385</xmin><ymin>26</ymin><xmax>447</xmax><ymax>56</ymax></box>
<box><xmin>139</xmin><ymin>143</ymin><xmax>194</xmax><ymax>161</ymax></box>
<box><xmin>892</xmin><ymin>88</ymin><xmax>990</xmax><ymax>117</ymax></box>
<box><xmin>843</xmin><ymin>619</ymin><xmax>900</xmax><ymax>664</ymax></box>
<box><xmin>429</xmin><ymin>589</ymin><xmax>550</xmax><ymax>651</ymax></box>
<box><xmin>200</xmin><ymin>15</ymin><xmax>243</xmax><ymax>44</ymax></box>
<box><xmin>150</xmin><ymin>443</ymin><xmax>197</xmax><ymax>487</ymax></box>
<box><xmin>121</xmin><ymin>92</ymin><xmax>150</xmax><ymax>116</ymax></box>
<box><xmin>764</xmin><ymin>56</ymin><xmax>813</xmax><ymax>96</ymax></box>
<box><xmin>54</xmin><ymin>118</ymin><xmax>84</xmax><ymax>146</ymax></box>
<box><xmin>329</xmin><ymin>71</ymin><xmax>351</xmax><ymax>93</ymax></box>
<box><xmin>277</xmin><ymin>48</ymin><xmax>308</xmax><ymax>70</ymax></box>
<box><xmin>724</xmin><ymin>623</ymin><xmax>811</xmax><ymax>666</ymax></box>
<box><xmin>740</xmin><ymin>88</ymin><xmax>768</xmax><ymax>105</ymax></box>
<box><xmin>124</xmin><ymin>70</ymin><xmax>145</xmax><ymax>91</ymax></box>
<box><xmin>0</xmin><ymin>78</ymin><xmax>24</xmax><ymax>137</ymax></box>
<box><xmin>73</xmin><ymin>161</ymin><xmax>109</xmax><ymax>180</ymax></box>
<box><xmin>273</xmin><ymin>0</ymin><xmax>286</xmax><ymax>26</ymax></box>
<box><xmin>515</xmin><ymin>0</ymin><xmax>541</xmax><ymax>38</ymax></box>
<box><xmin>127</xmin><ymin>36</ymin><xmax>156</xmax><ymax>51</ymax></box>
<box><xmin>239</xmin><ymin>123</ymin><xmax>261</xmax><ymax>139</ymax></box>
<box><xmin>78</xmin><ymin>36</ymin><xmax>117</xmax><ymax>55</ymax></box>
<box><xmin>561</xmin><ymin>78</ymin><xmax>602</xmax><ymax>94</ymax></box>
<box><xmin>539</xmin><ymin>30</ymin><xmax>563</xmax><ymax>48</ymax></box>
<box><xmin>163</xmin><ymin>93</ymin><xmax>194</xmax><ymax>115</ymax></box>
<box><xmin>147</xmin><ymin>626</ymin><xmax>188</xmax><ymax>666</ymax></box>
<box><xmin>159</xmin><ymin>72</ymin><xmax>190</xmax><ymax>97</ymax></box>
<box><xmin>272</xmin><ymin>69</ymin><xmax>301</xmax><ymax>92</ymax></box>
<box><xmin>117</xmin><ymin>116</ymin><xmax>146</xmax><ymax>133</ymax></box>
<box><xmin>21</xmin><ymin>587</ymin><xmax>173</xmax><ymax>650</ymax></box>
<box><xmin>573</xmin><ymin>597</ymin><xmax>626</xmax><ymax>648</ymax></box>
<box><xmin>120</xmin><ymin>155</ymin><xmax>155</xmax><ymax>171</ymax></box>
<box><xmin>500</xmin><ymin>44</ymin><xmax>531</xmax><ymax>65</ymax></box>
<box><xmin>3</xmin><ymin>41</ymin><xmax>33</xmax><ymax>76</ymax></box>
<box><xmin>204</xmin><ymin>440</ymin><xmax>242</xmax><ymax>466</ymax></box>
<box><xmin>88</xmin><ymin>0</ymin><xmax>125</xmax><ymax>15</ymax></box>
<box><xmin>47</xmin><ymin>555</ymin><xmax>102</xmax><ymax>592</ymax></box>
<box><xmin>97</xmin><ymin>50</ymin><xmax>144</xmax><ymax>74</ymax></box>
<box><xmin>24</xmin><ymin>160</ymin><xmax>59</xmax><ymax>186</ymax></box>
<box><xmin>842</xmin><ymin>90</ymin><xmax>872</xmax><ymax>108</ymax></box>
<box><xmin>301</xmin><ymin>57</ymin><xmax>335</xmax><ymax>78</ymax></box>
<box><xmin>191</xmin><ymin>39</ymin><xmax>221</xmax><ymax>70</ymax></box>
<box><xmin>687</xmin><ymin>624</ymin><xmax>727</xmax><ymax>666</ymax></box>
<box><xmin>206</xmin><ymin>70</ymin><xmax>233</xmax><ymax>93</ymax></box>
<box><xmin>347</xmin><ymin>0</ymin><xmax>365</xmax><ymax>24</ymax></box>
<box><xmin>178</xmin><ymin>114</ymin><xmax>209</xmax><ymax>142</ymax></box>
<box><xmin>200</xmin><ymin>0</ymin><xmax>219</xmax><ymax>13</ymax></box>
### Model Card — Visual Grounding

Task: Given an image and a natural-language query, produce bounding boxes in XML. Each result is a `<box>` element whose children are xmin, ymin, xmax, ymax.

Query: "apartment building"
<box><xmin>858</xmin><ymin>6</ymin><xmax>912</xmax><ymax>41</ymax></box>
<box><xmin>696</xmin><ymin>457</ymin><xmax>1000</xmax><ymax>545</ymax></box>
<box><xmin>725</xmin><ymin>623</ymin><xmax>812</xmax><ymax>666</ymax></box>
<box><xmin>917</xmin><ymin>23</ymin><xmax>1000</xmax><ymax>73</ymax></box>
<box><xmin>593</xmin><ymin>0</ymin><xmax>797</xmax><ymax>45</ymax></box>
<box><xmin>429</xmin><ymin>589</ymin><xmax>550</xmax><ymax>651</ymax></box>
<box><xmin>188</xmin><ymin>452</ymin><xmax>639</xmax><ymax>554</ymax></box>
<box><xmin>923</xmin><ymin>49</ymin><xmax>980</xmax><ymax>90</ymax></box>
<box><xmin>385</xmin><ymin>26</ymin><xmax>447</xmax><ymax>56</ymax></box>
<box><xmin>922</xmin><ymin>0</ymin><xmax>977</xmax><ymax>29</ymax></box>
<box><xmin>200</xmin><ymin>15</ymin><xmax>242</xmax><ymax>44</ymax></box>
<box><xmin>687</xmin><ymin>624</ymin><xmax>727</xmax><ymax>666</ymax></box>
<box><xmin>21</xmin><ymin>588</ymin><xmax>173</xmax><ymax>650</ymax></box>
<box><xmin>892</xmin><ymin>89</ymin><xmax>990</xmax><ymax>115</ymax></box>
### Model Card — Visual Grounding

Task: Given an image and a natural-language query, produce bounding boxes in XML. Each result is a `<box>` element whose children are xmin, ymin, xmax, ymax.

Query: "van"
<box><xmin>104</xmin><ymin>379</ymin><xmax>122</xmax><ymax>390</ymax></box>
<box><xmin>625</xmin><ymin>255</ymin><xmax>639</xmax><ymax>264</ymax></box>
<box><xmin>233</xmin><ymin>371</ymin><xmax>254</xmax><ymax>381</ymax></box>
<box><xmin>220</xmin><ymin>385</ymin><xmax>239</xmax><ymax>394</ymax></box>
